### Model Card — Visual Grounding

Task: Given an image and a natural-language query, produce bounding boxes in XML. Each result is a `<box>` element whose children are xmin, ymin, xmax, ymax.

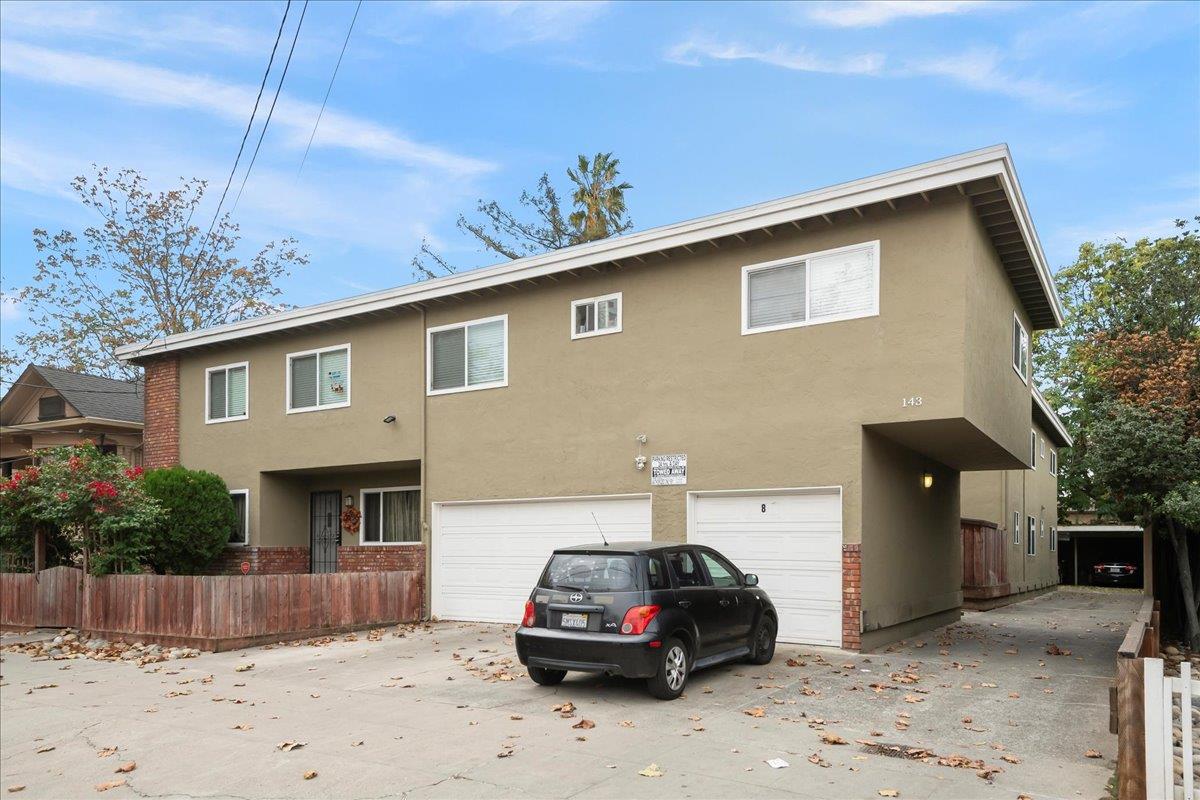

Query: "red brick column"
<box><xmin>842</xmin><ymin>543</ymin><xmax>862</xmax><ymax>651</ymax></box>
<box><xmin>143</xmin><ymin>355</ymin><xmax>181</xmax><ymax>468</ymax></box>
<box><xmin>337</xmin><ymin>544</ymin><xmax>426</xmax><ymax>573</ymax></box>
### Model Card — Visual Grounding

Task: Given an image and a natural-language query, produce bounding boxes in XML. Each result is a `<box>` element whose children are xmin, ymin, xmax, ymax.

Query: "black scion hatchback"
<box><xmin>514</xmin><ymin>542</ymin><xmax>778</xmax><ymax>700</ymax></box>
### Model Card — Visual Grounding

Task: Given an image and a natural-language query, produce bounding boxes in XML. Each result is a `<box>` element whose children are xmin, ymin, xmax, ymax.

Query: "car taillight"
<box><xmin>620</xmin><ymin>605</ymin><xmax>661</xmax><ymax>635</ymax></box>
<box><xmin>1094</xmin><ymin>565</ymin><xmax>1103</xmax><ymax>572</ymax></box>
<box><xmin>521</xmin><ymin>600</ymin><xmax>536</xmax><ymax>627</ymax></box>
<box><xmin>1125</xmin><ymin>565</ymin><xmax>1136</xmax><ymax>574</ymax></box>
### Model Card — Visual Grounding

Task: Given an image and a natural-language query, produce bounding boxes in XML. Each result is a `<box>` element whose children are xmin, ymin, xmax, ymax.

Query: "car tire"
<box><xmin>747</xmin><ymin>616</ymin><xmax>776</xmax><ymax>665</ymax></box>
<box><xmin>646</xmin><ymin>637</ymin><xmax>690</xmax><ymax>700</ymax></box>
<box><xmin>528</xmin><ymin>666</ymin><xmax>567</xmax><ymax>686</ymax></box>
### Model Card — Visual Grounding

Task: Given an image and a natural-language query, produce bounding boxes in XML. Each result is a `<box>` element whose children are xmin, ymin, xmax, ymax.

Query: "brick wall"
<box><xmin>842</xmin><ymin>543</ymin><xmax>862</xmax><ymax>651</ymax></box>
<box><xmin>211</xmin><ymin>547</ymin><xmax>310</xmax><ymax>575</ymax></box>
<box><xmin>143</xmin><ymin>355</ymin><xmax>181</xmax><ymax>469</ymax></box>
<box><xmin>337</xmin><ymin>545</ymin><xmax>426</xmax><ymax>573</ymax></box>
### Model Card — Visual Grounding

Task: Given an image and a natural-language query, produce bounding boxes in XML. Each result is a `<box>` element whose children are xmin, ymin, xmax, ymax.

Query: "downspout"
<box><xmin>420</xmin><ymin>305</ymin><xmax>429</xmax><ymax>620</ymax></box>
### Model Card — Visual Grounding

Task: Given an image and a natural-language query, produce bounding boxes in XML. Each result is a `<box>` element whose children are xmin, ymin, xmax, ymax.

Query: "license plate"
<box><xmin>560</xmin><ymin>612</ymin><xmax>588</xmax><ymax>629</ymax></box>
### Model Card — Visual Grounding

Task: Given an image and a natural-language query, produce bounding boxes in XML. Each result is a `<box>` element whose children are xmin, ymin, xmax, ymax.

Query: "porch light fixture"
<box><xmin>382</xmin><ymin>415</ymin><xmax>396</xmax><ymax>424</ymax></box>
<box><xmin>345</xmin><ymin>496</ymin><xmax>354</xmax><ymax>507</ymax></box>
<box><xmin>922</xmin><ymin>471</ymin><xmax>934</xmax><ymax>489</ymax></box>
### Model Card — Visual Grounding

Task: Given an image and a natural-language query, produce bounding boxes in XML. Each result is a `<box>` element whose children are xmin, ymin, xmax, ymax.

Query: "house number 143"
<box><xmin>901</xmin><ymin>396</ymin><xmax>923</xmax><ymax>407</ymax></box>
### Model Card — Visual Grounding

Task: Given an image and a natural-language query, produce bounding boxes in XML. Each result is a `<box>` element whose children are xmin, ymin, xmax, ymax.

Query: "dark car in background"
<box><xmin>1090</xmin><ymin>560</ymin><xmax>1140</xmax><ymax>587</ymax></box>
<box><xmin>514</xmin><ymin>542</ymin><xmax>778</xmax><ymax>700</ymax></box>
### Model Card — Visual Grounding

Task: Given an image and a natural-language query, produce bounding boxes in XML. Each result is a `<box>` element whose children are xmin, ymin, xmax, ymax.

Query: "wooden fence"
<box><xmin>1112</xmin><ymin>597</ymin><xmax>1164</xmax><ymax>799</ymax></box>
<box><xmin>0</xmin><ymin>568</ymin><xmax>422</xmax><ymax>651</ymax></box>
<box><xmin>1143</xmin><ymin>658</ymin><xmax>1195</xmax><ymax>800</ymax></box>
<box><xmin>961</xmin><ymin>519</ymin><xmax>1010</xmax><ymax>602</ymax></box>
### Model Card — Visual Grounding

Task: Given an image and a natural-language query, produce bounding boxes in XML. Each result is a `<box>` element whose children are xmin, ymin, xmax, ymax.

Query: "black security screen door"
<box><xmin>310</xmin><ymin>491</ymin><xmax>341</xmax><ymax>573</ymax></box>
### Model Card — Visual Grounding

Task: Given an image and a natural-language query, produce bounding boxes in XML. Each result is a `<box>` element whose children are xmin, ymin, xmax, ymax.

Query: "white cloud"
<box><xmin>1048</xmin><ymin>201</ymin><xmax>1196</xmax><ymax>265</ymax></box>
<box><xmin>0</xmin><ymin>41</ymin><xmax>495</xmax><ymax>178</ymax></box>
<box><xmin>424</xmin><ymin>1</ymin><xmax>609</xmax><ymax>47</ymax></box>
<box><xmin>806</xmin><ymin>1</ymin><xmax>997</xmax><ymax>28</ymax></box>
<box><xmin>0</xmin><ymin>294</ymin><xmax>22</xmax><ymax>323</ymax></box>
<box><xmin>906</xmin><ymin>49</ymin><xmax>1113</xmax><ymax>112</ymax></box>
<box><xmin>665</xmin><ymin>36</ymin><xmax>885</xmax><ymax>76</ymax></box>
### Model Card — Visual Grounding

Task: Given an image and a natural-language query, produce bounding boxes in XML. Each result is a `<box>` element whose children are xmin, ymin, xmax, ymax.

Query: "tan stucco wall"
<box><xmin>960</xmin><ymin>419</ymin><xmax>1061</xmax><ymax>592</ymax></box>
<box><xmin>860</xmin><ymin>429</ymin><xmax>962</xmax><ymax>640</ymax></box>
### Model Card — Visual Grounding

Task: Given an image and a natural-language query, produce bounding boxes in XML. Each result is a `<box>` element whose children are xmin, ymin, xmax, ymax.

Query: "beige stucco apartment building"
<box><xmin>960</xmin><ymin>387</ymin><xmax>1071</xmax><ymax>606</ymax></box>
<box><xmin>118</xmin><ymin>146</ymin><xmax>1066</xmax><ymax>651</ymax></box>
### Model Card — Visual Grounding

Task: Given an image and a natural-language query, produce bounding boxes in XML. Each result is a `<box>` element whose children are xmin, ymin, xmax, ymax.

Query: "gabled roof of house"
<box><xmin>0</xmin><ymin>364</ymin><xmax>144</xmax><ymax>425</ymax></box>
<box><xmin>117</xmin><ymin>144</ymin><xmax>1064</xmax><ymax>363</ymax></box>
<box><xmin>1032</xmin><ymin>385</ymin><xmax>1072</xmax><ymax>448</ymax></box>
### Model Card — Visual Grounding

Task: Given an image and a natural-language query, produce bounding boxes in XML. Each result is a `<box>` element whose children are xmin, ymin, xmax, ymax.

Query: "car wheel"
<box><xmin>647</xmin><ymin>637</ymin><xmax>689</xmax><ymax>700</ymax></box>
<box><xmin>747</xmin><ymin>616</ymin><xmax>776</xmax><ymax>665</ymax></box>
<box><xmin>528</xmin><ymin>666</ymin><xmax>566</xmax><ymax>686</ymax></box>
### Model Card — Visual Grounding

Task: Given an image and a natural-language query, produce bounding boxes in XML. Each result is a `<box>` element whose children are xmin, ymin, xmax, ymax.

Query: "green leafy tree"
<box><xmin>0</xmin><ymin>445</ymin><xmax>162</xmax><ymax>575</ymax></box>
<box><xmin>1</xmin><ymin>166</ymin><xmax>308</xmax><ymax>381</ymax></box>
<box><xmin>141</xmin><ymin>467</ymin><xmax>237</xmax><ymax>574</ymax></box>
<box><xmin>412</xmin><ymin>152</ymin><xmax>633</xmax><ymax>279</ymax></box>
<box><xmin>1037</xmin><ymin>218</ymin><xmax>1200</xmax><ymax>647</ymax></box>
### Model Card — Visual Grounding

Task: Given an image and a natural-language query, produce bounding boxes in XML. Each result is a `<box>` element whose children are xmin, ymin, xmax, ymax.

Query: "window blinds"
<box><xmin>318</xmin><ymin>349</ymin><xmax>348</xmax><ymax>406</ymax></box>
<box><xmin>809</xmin><ymin>247</ymin><xmax>874</xmax><ymax>320</ymax></box>
<box><xmin>209</xmin><ymin>370</ymin><xmax>227</xmax><ymax>419</ymax></box>
<box><xmin>467</xmin><ymin>319</ymin><xmax>505</xmax><ymax>385</ymax></box>
<box><xmin>226</xmin><ymin>366</ymin><xmax>247</xmax><ymax>417</ymax></box>
<box><xmin>290</xmin><ymin>355</ymin><xmax>318</xmax><ymax>409</ymax></box>
<box><xmin>747</xmin><ymin>262</ymin><xmax>807</xmax><ymax>329</ymax></box>
<box><xmin>430</xmin><ymin>328</ymin><xmax>466</xmax><ymax>390</ymax></box>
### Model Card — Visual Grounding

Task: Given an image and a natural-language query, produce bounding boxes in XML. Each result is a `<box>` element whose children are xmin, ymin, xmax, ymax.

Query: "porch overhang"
<box><xmin>864</xmin><ymin>418</ymin><xmax>1028</xmax><ymax>471</ymax></box>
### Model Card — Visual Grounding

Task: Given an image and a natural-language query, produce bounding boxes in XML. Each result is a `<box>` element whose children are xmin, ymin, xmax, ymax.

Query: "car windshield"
<box><xmin>543</xmin><ymin>554</ymin><xmax>640</xmax><ymax>593</ymax></box>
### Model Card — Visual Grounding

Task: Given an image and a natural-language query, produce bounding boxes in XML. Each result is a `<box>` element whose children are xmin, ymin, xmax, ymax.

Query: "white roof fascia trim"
<box><xmin>1032</xmin><ymin>386</ymin><xmax>1073</xmax><ymax>447</ymax></box>
<box><xmin>118</xmin><ymin>145</ymin><xmax>1058</xmax><ymax>360</ymax></box>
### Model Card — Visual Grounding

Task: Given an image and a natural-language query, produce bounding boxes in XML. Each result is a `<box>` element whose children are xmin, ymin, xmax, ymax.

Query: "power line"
<box><xmin>0</xmin><ymin>381</ymin><xmax>142</xmax><ymax>395</ymax></box>
<box><xmin>231</xmin><ymin>0</ymin><xmax>310</xmax><ymax>213</ymax></box>
<box><xmin>297</xmin><ymin>0</ymin><xmax>362</xmax><ymax>179</ymax></box>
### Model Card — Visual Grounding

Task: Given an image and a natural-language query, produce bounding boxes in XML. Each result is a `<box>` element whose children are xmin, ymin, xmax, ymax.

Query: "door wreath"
<box><xmin>341</xmin><ymin>506</ymin><xmax>361</xmax><ymax>534</ymax></box>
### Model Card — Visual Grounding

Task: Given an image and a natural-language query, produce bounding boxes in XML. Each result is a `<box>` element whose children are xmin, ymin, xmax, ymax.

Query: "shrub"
<box><xmin>141</xmin><ymin>467</ymin><xmax>237</xmax><ymax>574</ymax></box>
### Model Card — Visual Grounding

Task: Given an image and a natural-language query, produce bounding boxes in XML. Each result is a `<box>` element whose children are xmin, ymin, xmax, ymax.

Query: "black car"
<box><xmin>514</xmin><ymin>542</ymin><xmax>778</xmax><ymax>700</ymax></box>
<box><xmin>1091</xmin><ymin>560</ymin><xmax>1140</xmax><ymax>587</ymax></box>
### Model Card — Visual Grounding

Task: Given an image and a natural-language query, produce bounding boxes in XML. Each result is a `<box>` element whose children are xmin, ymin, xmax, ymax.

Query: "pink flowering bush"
<box><xmin>0</xmin><ymin>445</ymin><xmax>162</xmax><ymax>574</ymax></box>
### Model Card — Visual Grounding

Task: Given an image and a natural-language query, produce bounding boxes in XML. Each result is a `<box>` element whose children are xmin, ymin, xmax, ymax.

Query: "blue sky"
<box><xmin>1</xmin><ymin>0</ymin><xmax>1198</xmax><ymax>353</ymax></box>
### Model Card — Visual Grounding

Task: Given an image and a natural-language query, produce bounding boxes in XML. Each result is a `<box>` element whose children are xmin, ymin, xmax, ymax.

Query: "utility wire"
<box><xmin>231</xmin><ymin>0</ymin><xmax>309</xmax><ymax>213</ymax></box>
<box><xmin>297</xmin><ymin>0</ymin><xmax>362</xmax><ymax>179</ymax></box>
<box><xmin>0</xmin><ymin>381</ymin><xmax>142</xmax><ymax>395</ymax></box>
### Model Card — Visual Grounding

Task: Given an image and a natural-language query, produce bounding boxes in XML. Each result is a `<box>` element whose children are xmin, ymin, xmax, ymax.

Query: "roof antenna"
<box><xmin>590</xmin><ymin>512</ymin><xmax>609</xmax><ymax>547</ymax></box>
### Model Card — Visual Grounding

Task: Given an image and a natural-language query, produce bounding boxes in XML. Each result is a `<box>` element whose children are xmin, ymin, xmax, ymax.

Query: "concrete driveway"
<box><xmin>0</xmin><ymin>588</ymin><xmax>1137</xmax><ymax>799</ymax></box>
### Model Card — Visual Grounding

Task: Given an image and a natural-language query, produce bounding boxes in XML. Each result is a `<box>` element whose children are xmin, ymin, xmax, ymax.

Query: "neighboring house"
<box><xmin>0</xmin><ymin>364</ymin><xmax>144</xmax><ymax>476</ymax></box>
<box><xmin>117</xmin><ymin>145</ymin><xmax>1065</xmax><ymax>651</ymax></box>
<box><xmin>960</xmin><ymin>386</ymin><xmax>1072</xmax><ymax>607</ymax></box>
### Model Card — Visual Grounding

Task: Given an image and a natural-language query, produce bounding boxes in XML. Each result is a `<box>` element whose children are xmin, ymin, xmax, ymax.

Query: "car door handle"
<box><xmin>678</xmin><ymin>600</ymin><xmax>692</xmax><ymax>609</ymax></box>
<box><xmin>718</xmin><ymin>599</ymin><xmax>731</xmax><ymax>607</ymax></box>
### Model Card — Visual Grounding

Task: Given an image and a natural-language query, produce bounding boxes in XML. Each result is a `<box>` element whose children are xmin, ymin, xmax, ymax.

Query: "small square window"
<box><xmin>207</xmin><ymin>363</ymin><xmax>249</xmax><ymax>422</ymax></box>
<box><xmin>1013</xmin><ymin>313</ymin><xmax>1029</xmax><ymax>383</ymax></box>
<box><xmin>38</xmin><ymin>395</ymin><xmax>65</xmax><ymax>421</ymax></box>
<box><xmin>571</xmin><ymin>293</ymin><xmax>622</xmax><ymax>339</ymax></box>
<box><xmin>287</xmin><ymin>345</ymin><xmax>350</xmax><ymax>412</ymax></box>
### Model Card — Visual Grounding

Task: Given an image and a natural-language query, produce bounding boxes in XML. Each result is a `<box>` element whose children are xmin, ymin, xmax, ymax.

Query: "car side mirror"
<box><xmin>744</xmin><ymin>574</ymin><xmax>759</xmax><ymax>587</ymax></box>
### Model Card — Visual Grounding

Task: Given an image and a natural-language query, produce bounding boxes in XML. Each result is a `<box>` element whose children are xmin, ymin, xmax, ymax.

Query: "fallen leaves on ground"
<box><xmin>1084</xmin><ymin>749</ymin><xmax>1102</xmax><ymax>758</ymax></box>
<box><xmin>878</xmin><ymin>791</ymin><xmax>900</xmax><ymax>798</ymax></box>
<box><xmin>277</xmin><ymin>741</ymin><xmax>307</xmax><ymax>752</ymax></box>
<box><xmin>96</xmin><ymin>747</ymin><xmax>118</xmax><ymax>758</ymax></box>
<box><xmin>619</xmin><ymin>720</ymin><xmax>635</xmax><ymax>728</ymax></box>
<box><xmin>551</xmin><ymin>701</ymin><xmax>575</xmax><ymax>717</ymax></box>
<box><xmin>638</xmin><ymin>764</ymin><xmax>664</xmax><ymax>778</ymax></box>
<box><xmin>743</xmin><ymin>707</ymin><xmax>766</xmax><ymax>718</ymax></box>
<box><xmin>303</xmin><ymin>771</ymin><xmax>317</xmax><ymax>780</ymax></box>
<box><xmin>235</xmin><ymin>663</ymin><xmax>255</xmax><ymax>672</ymax></box>
<box><xmin>232</xmin><ymin>724</ymin><xmax>252</xmax><ymax>731</ymax></box>
<box><xmin>93</xmin><ymin>780</ymin><xmax>125</xmax><ymax>792</ymax></box>
<box><xmin>7</xmin><ymin>787</ymin><xmax>26</xmax><ymax>793</ymax></box>
<box><xmin>1046</xmin><ymin>644</ymin><xmax>1071</xmax><ymax>656</ymax></box>
<box><xmin>35</xmin><ymin>746</ymin><xmax>54</xmax><ymax>754</ymax></box>
<box><xmin>808</xmin><ymin>753</ymin><xmax>831</xmax><ymax>768</ymax></box>
<box><xmin>114</xmin><ymin>763</ymin><xmax>135</xmax><ymax>774</ymax></box>
<box><xmin>572</xmin><ymin>719</ymin><xmax>595</xmax><ymax>730</ymax></box>
<box><xmin>819</xmin><ymin>732</ymin><xmax>848</xmax><ymax>745</ymax></box>
<box><xmin>1001</xmin><ymin>754</ymin><xmax>1021</xmax><ymax>764</ymax></box>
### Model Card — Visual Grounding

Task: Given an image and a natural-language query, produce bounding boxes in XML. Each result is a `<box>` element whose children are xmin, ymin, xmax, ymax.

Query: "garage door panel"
<box><xmin>435</xmin><ymin>496</ymin><xmax>651</xmax><ymax>624</ymax></box>
<box><xmin>691</xmin><ymin>490</ymin><xmax>843</xmax><ymax>647</ymax></box>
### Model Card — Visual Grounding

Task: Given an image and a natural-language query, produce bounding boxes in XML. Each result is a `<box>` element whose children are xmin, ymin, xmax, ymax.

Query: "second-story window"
<box><xmin>742</xmin><ymin>241</ymin><xmax>879</xmax><ymax>335</ymax></box>
<box><xmin>427</xmin><ymin>315</ymin><xmax>508</xmax><ymax>395</ymax></box>
<box><xmin>1012</xmin><ymin>313</ymin><xmax>1029</xmax><ymax>382</ymax></box>
<box><xmin>207</xmin><ymin>362</ymin><xmax>248</xmax><ymax>423</ymax></box>
<box><xmin>288</xmin><ymin>345</ymin><xmax>350</xmax><ymax>413</ymax></box>
<box><xmin>1030</xmin><ymin>430</ymin><xmax>1037</xmax><ymax>468</ymax></box>
<box><xmin>38</xmin><ymin>395</ymin><xmax>65</xmax><ymax>421</ymax></box>
<box><xmin>1050</xmin><ymin>450</ymin><xmax>1058</xmax><ymax>476</ymax></box>
<box><xmin>572</xmin><ymin>292</ymin><xmax>622</xmax><ymax>339</ymax></box>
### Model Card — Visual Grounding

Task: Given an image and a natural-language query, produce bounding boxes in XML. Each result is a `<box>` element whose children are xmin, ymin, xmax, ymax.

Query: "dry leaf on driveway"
<box><xmin>551</xmin><ymin>701</ymin><xmax>575</xmax><ymax>717</ymax></box>
<box><xmin>235</xmin><ymin>663</ymin><xmax>255</xmax><ymax>672</ymax></box>
<box><xmin>303</xmin><ymin>771</ymin><xmax>317</xmax><ymax>780</ymax></box>
<box><xmin>94</xmin><ymin>780</ymin><xmax>125</xmax><ymax>792</ymax></box>
<box><xmin>114</xmin><ymin>763</ymin><xmax>136</xmax><ymax>774</ymax></box>
<box><xmin>96</xmin><ymin>747</ymin><xmax>117</xmax><ymax>758</ymax></box>
<box><xmin>807</xmin><ymin>753</ymin><xmax>831</xmax><ymax>768</ymax></box>
<box><xmin>819</xmin><ymin>732</ymin><xmax>848</xmax><ymax>745</ymax></box>
<box><xmin>232</xmin><ymin>724</ymin><xmax>252</xmax><ymax>731</ymax></box>
<box><xmin>276</xmin><ymin>741</ymin><xmax>307</xmax><ymax>752</ymax></box>
<box><xmin>878</xmin><ymin>791</ymin><xmax>900</xmax><ymax>798</ymax></box>
<box><xmin>638</xmin><ymin>764</ymin><xmax>664</xmax><ymax>778</ymax></box>
<box><xmin>7</xmin><ymin>787</ymin><xmax>26</xmax><ymax>794</ymax></box>
<box><xmin>1001</xmin><ymin>754</ymin><xmax>1020</xmax><ymax>764</ymax></box>
<box><xmin>619</xmin><ymin>720</ymin><xmax>635</xmax><ymax>728</ymax></box>
<box><xmin>572</xmin><ymin>719</ymin><xmax>595</xmax><ymax>730</ymax></box>
<box><xmin>35</xmin><ymin>746</ymin><xmax>54</xmax><ymax>754</ymax></box>
<box><xmin>743</xmin><ymin>707</ymin><xmax>766</xmax><ymax>718</ymax></box>
<box><xmin>1084</xmin><ymin>749</ymin><xmax>1102</xmax><ymax>759</ymax></box>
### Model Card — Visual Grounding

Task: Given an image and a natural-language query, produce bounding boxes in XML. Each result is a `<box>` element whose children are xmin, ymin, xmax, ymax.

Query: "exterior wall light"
<box><xmin>382</xmin><ymin>415</ymin><xmax>396</xmax><ymax>424</ymax></box>
<box><xmin>344</xmin><ymin>496</ymin><xmax>354</xmax><ymax>507</ymax></box>
<box><xmin>635</xmin><ymin>455</ymin><xmax>647</xmax><ymax>471</ymax></box>
<box><xmin>922</xmin><ymin>472</ymin><xmax>934</xmax><ymax>489</ymax></box>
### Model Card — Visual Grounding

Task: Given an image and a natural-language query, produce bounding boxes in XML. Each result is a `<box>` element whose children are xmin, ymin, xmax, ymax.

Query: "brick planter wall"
<box><xmin>143</xmin><ymin>355</ymin><xmax>181</xmax><ymax>469</ymax></box>
<box><xmin>212</xmin><ymin>547</ymin><xmax>310</xmax><ymax>575</ymax></box>
<box><xmin>338</xmin><ymin>545</ymin><xmax>426</xmax><ymax>573</ymax></box>
<box><xmin>842</xmin><ymin>543</ymin><xmax>862</xmax><ymax>651</ymax></box>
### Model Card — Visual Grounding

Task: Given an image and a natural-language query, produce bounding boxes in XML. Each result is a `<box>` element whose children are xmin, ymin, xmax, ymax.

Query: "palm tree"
<box><xmin>567</xmin><ymin>152</ymin><xmax>634</xmax><ymax>243</ymax></box>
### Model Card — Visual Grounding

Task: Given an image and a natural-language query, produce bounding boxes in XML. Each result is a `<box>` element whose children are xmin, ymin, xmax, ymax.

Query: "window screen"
<box><xmin>290</xmin><ymin>354</ymin><xmax>318</xmax><ymax>409</ymax></box>
<box><xmin>747</xmin><ymin>262</ymin><xmax>806</xmax><ymax>329</ymax></box>
<box><xmin>467</xmin><ymin>319</ymin><xmax>505</xmax><ymax>386</ymax></box>
<box><xmin>809</xmin><ymin>246</ymin><xmax>875</xmax><ymax>320</ymax></box>
<box><xmin>745</xmin><ymin>242</ymin><xmax>877</xmax><ymax>332</ymax></box>
<box><xmin>318</xmin><ymin>349</ymin><xmax>348</xmax><ymax>406</ymax></box>
<box><xmin>208</xmin><ymin>370</ymin><xmax>226</xmax><ymax>420</ymax></box>
<box><xmin>208</xmin><ymin>365</ymin><xmax>247</xmax><ymax>421</ymax></box>
<box><xmin>430</xmin><ymin>328</ymin><xmax>466</xmax><ymax>391</ymax></box>
<box><xmin>429</xmin><ymin>318</ymin><xmax>506</xmax><ymax>392</ymax></box>
<box><xmin>289</xmin><ymin>348</ymin><xmax>347</xmax><ymax>410</ymax></box>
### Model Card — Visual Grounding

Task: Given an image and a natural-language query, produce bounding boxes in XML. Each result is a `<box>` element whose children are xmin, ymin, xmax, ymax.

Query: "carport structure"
<box><xmin>1058</xmin><ymin>524</ymin><xmax>1146</xmax><ymax>588</ymax></box>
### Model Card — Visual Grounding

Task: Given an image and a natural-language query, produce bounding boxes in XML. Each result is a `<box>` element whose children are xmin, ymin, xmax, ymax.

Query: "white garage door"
<box><xmin>690</xmin><ymin>489</ymin><xmax>843</xmax><ymax>646</ymax></box>
<box><xmin>432</xmin><ymin>495</ymin><xmax>652</xmax><ymax>623</ymax></box>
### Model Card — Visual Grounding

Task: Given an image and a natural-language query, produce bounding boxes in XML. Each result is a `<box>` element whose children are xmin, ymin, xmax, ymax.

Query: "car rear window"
<box><xmin>542</xmin><ymin>554</ymin><xmax>640</xmax><ymax>593</ymax></box>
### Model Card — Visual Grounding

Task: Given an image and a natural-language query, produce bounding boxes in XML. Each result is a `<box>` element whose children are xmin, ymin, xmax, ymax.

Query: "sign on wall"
<box><xmin>651</xmin><ymin>453</ymin><xmax>687</xmax><ymax>486</ymax></box>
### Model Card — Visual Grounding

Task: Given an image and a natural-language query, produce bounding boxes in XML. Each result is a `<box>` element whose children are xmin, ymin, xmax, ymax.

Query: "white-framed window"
<box><xmin>571</xmin><ymin>292</ymin><xmax>622</xmax><ymax>339</ymax></box>
<box><xmin>287</xmin><ymin>344</ymin><xmax>350</xmax><ymax>413</ymax></box>
<box><xmin>1026</xmin><ymin>515</ymin><xmax>1037</xmax><ymax>556</ymax></box>
<box><xmin>1012</xmin><ymin>511</ymin><xmax>1021</xmax><ymax>546</ymax></box>
<box><xmin>427</xmin><ymin>315</ymin><xmax>508</xmax><ymax>396</ymax></box>
<box><xmin>206</xmin><ymin>362</ymin><xmax>249</xmax><ymax>423</ymax></box>
<box><xmin>1050</xmin><ymin>450</ymin><xmax>1058</xmax><ymax>476</ymax></box>
<box><xmin>229</xmin><ymin>489</ymin><xmax>249</xmax><ymax>546</ymax></box>
<box><xmin>1040</xmin><ymin>436</ymin><xmax>1046</xmax><ymax>459</ymax></box>
<box><xmin>1030</xmin><ymin>430</ymin><xmax>1037</xmax><ymax>468</ymax></box>
<box><xmin>359</xmin><ymin>487</ymin><xmax>421</xmax><ymax>544</ymax></box>
<box><xmin>1012</xmin><ymin>313</ymin><xmax>1029</xmax><ymax>383</ymax></box>
<box><xmin>741</xmin><ymin>240</ymin><xmax>879</xmax><ymax>335</ymax></box>
<box><xmin>1050</xmin><ymin>525</ymin><xmax>1057</xmax><ymax>552</ymax></box>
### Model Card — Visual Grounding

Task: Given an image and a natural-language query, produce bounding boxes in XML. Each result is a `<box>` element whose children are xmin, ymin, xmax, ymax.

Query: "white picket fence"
<box><xmin>1145</xmin><ymin>659</ymin><xmax>1196</xmax><ymax>800</ymax></box>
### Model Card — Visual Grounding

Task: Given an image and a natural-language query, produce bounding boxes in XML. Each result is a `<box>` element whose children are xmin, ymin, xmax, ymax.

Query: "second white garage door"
<box><xmin>432</xmin><ymin>494</ymin><xmax>652</xmax><ymax>623</ymax></box>
<box><xmin>689</xmin><ymin>488</ymin><xmax>843</xmax><ymax>646</ymax></box>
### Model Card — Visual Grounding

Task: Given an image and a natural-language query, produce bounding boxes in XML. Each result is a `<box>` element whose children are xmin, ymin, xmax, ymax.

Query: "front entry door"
<box><xmin>310</xmin><ymin>491</ymin><xmax>341</xmax><ymax>573</ymax></box>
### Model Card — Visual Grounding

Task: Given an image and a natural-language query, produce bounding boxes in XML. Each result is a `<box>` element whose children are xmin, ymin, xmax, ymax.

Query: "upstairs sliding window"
<box><xmin>742</xmin><ymin>241</ymin><xmax>879</xmax><ymax>335</ymax></box>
